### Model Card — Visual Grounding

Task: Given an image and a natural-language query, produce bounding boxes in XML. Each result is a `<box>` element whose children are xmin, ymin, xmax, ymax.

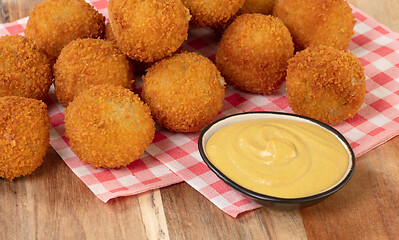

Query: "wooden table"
<box><xmin>1</xmin><ymin>0</ymin><xmax>399</xmax><ymax>239</ymax></box>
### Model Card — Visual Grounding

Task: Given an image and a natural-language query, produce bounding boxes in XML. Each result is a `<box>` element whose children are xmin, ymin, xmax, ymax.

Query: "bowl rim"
<box><xmin>198</xmin><ymin>111</ymin><xmax>356</xmax><ymax>204</ymax></box>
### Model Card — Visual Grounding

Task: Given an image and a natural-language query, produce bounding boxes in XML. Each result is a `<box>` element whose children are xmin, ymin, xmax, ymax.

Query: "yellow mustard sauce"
<box><xmin>205</xmin><ymin>118</ymin><xmax>350</xmax><ymax>198</ymax></box>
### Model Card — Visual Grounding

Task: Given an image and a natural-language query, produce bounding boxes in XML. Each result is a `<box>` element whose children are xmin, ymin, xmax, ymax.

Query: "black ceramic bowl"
<box><xmin>198</xmin><ymin>112</ymin><xmax>355</xmax><ymax>209</ymax></box>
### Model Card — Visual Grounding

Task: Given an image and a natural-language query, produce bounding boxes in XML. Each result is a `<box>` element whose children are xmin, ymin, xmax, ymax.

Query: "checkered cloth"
<box><xmin>1</xmin><ymin>0</ymin><xmax>399</xmax><ymax>217</ymax></box>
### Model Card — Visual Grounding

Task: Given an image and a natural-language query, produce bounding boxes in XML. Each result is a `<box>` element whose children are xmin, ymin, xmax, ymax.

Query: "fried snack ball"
<box><xmin>286</xmin><ymin>46</ymin><xmax>366</xmax><ymax>125</ymax></box>
<box><xmin>0</xmin><ymin>35</ymin><xmax>52</xmax><ymax>100</ymax></box>
<box><xmin>0</xmin><ymin>96</ymin><xmax>50</xmax><ymax>181</ymax></box>
<box><xmin>105</xmin><ymin>22</ymin><xmax>152</xmax><ymax>75</ymax></box>
<box><xmin>216</xmin><ymin>14</ymin><xmax>294</xmax><ymax>94</ymax></box>
<box><xmin>182</xmin><ymin>0</ymin><xmax>245</xmax><ymax>27</ymax></box>
<box><xmin>108</xmin><ymin>0</ymin><xmax>190</xmax><ymax>63</ymax></box>
<box><xmin>273</xmin><ymin>0</ymin><xmax>355</xmax><ymax>51</ymax></box>
<box><xmin>54</xmin><ymin>38</ymin><xmax>134</xmax><ymax>107</ymax></box>
<box><xmin>142</xmin><ymin>52</ymin><xmax>225</xmax><ymax>132</ymax></box>
<box><xmin>65</xmin><ymin>84</ymin><xmax>155</xmax><ymax>168</ymax></box>
<box><xmin>239</xmin><ymin>0</ymin><xmax>275</xmax><ymax>15</ymax></box>
<box><xmin>25</xmin><ymin>0</ymin><xmax>105</xmax><ymax>62</ymax></box>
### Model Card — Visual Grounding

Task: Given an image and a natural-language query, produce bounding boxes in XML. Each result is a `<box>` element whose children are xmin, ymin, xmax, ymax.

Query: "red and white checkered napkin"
<box><xmin>147</xmin><ymin>7</ymin><xmax>399</xmax><ymax>217</ymax></box>
<box><xmin>2</xmin><ymin>0</ymin><xmax>399</xmax><ymax>218</ymax></box>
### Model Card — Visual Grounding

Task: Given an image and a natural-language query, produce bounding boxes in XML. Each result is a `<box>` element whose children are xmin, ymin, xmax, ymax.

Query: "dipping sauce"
<box><xmin>205</xmin><ymin>119</ymin><xmax>350</xmax><ymax>198</ymax></box>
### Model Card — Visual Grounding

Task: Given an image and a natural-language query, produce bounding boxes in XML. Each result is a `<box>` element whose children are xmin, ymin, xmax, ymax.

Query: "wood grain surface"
<box><xmin>1</xmin><ymin>0</ymin><xmax>399</xmax><ymax>239</ymax></box>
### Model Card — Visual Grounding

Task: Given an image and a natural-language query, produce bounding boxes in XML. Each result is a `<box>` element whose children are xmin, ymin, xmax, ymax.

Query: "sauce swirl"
<box><xmin>205</xmin><ymin>119</ymin><xmax>350</xmax><ymax>198</ymax></box>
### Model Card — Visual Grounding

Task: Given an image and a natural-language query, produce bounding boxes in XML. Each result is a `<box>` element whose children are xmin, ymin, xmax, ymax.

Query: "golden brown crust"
<box><xmin>215</xmin><ymin>14</ymin><xmax>294</xmax><ymax>94</ymax></box>
<box><xmin>142</xmin><ymin>52</ymin><xmax>225</xmax><ymax>132</ymax></box>
<box><xmin>108</xmin><ymin>0</ymin><xmax>190</xmax><ymax>62</ymax></box>
<box><xmin>104</xmin><ymin>22</ymin><xmax>117</xmax><ymax>45</ymax></box>
<box><xmin>239</xmin><ymin>0</ymin><xmax>275</xmax><ymax>15</ymax></box>
<box><xmin>286</xmin><ymin>46</ymin><xmax>366</xmax><ymax>125</ymax></box>
<box><xmin>104</xmin><ymin>22</ymin><xmax>152</xmax><ymax>75</ymax></box>
<box><xmin>182</xmin><ymin>0</ymin><xmax>245</xmax><ymax>27</ymax></box>
<box><xmin>0</xmin><ymin>96</ymin><xmax>50</xmax><ymax>181</ymax></box>
<box><xmin>54</xmin><ymin>38</ymin><xmax>134</xmax><ymax>107</ymax></box>
<box><xmin>0</xmin><ymin>35</ymin><xmax>52</xmax><ymax>100</ymax></box>
<box><xmin>64</xmin><ymin>84</ymin><xmax>155</xmax><ymax>168</ymax></box>
<box><xmin>273</xmin><ymin>0</ymin><xmax>355</xmax><ymax>51</ymax></box>
<box><xmin>25</xmin><ymin>0</ymin><xmax>105</xmax><ymax>61</ymax></box>
<box><xmin>215</xmin><ymin>0</ymin><xmax>275</xmax><ymax>33</ymax></box>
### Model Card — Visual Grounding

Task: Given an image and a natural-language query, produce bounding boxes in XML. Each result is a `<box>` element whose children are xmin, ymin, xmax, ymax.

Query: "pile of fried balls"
<box><xmin>0</xmin><ymin>0</ymin><xmax>365</xmax><ymax>180</ymax></box>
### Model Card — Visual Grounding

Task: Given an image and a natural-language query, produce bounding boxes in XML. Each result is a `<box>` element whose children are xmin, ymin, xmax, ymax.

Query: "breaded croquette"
<box><xmin>286</xmin><ymin>46</ymin><xmax>366</xmax><ymax>125</ymax></box>
<box><xmin>181</xmin><ymin>0</ymin><xmax>245</xmax><ymax>27</ymax></box>
<box><xmin>239</xmin><ymin>0</ymin><xmax>275</xmax><ymax>15</ymax></box>
<box><xmin>0</xmin><ymin>96</ymin><xmax>50</xmax><ymax>181</ymax></box>
<box><xmin>216</xmin><ymin>14</ymin><xmax>294</xmax><ymax>94</ymax></box>
<box><xmin>0</xmin><ymin>35</ymin><xmax>52</xmax><ymax>100</ymax></box>
<box><xmin>273</xmin><ymin>0</ymin><xmax>355</xmax><ymax>51</ymax></box>
<box><xmin>65</xmin><ymin>85</ymin><xmax>155</xmax><ymax>168</ymax></box>
<box><xmin>142</xmin><ymin>52</ymin><xmax>225</xmax><ymax>132</ymax></box>
<box><xmin>54</xmin><ymin>38</ymin><xmax>134</xmax><ymax>107</ymax></box>
<box><xmin>108</xmin><ymin>0</ymin><xmax>190</xmax><ymax>62</ymax></box>
<box><xmin>25</xmin><ymin>0</ymin><xmax>105</xmax><ymax>62</ymax></box>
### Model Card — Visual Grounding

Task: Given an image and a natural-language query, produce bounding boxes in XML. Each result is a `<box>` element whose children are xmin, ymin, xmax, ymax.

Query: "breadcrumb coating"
<box><xmin>215</xmin><ymin>0</ymin><xmax>275</xmax><ymax>33</ymax></box>
<box><xmin>108</xmin><ymin>0</ymin><xmax>190</xmax><ymax>62</ymax></box>
<box><xmin>216</xmin><ymin>14</ymin><xmax>294</xmax><ymax>94</ymax></box>
<box><xmin>286</xmin><ymin>46</ymin><xmax>366</xmax><ymax>125</ymax></box>
<box><xmin>239</xmin><ymin>0</ymin><xmax>275</xmax><ymax>15</ymax></box>
<box><xmin>65</xmin><ymin>85</ymin><xmax>155</xmax><ymax>168</ymax></box>
<box><xmin>0</xmin><ymin>35</ymin><xmax>52</xmax><ymax>100</ymax></box>
<box><xmin>0</xmin><ymin>96</ymin><xmax>50</xmax><ymax>181</ymax></box>
<box><xmin>25</xmin><ymin>0</ymin><xmax>105</xmax><ymax>62</ymax></box>
<box><xmin>182</xmin><ymin>0</ymin><xmax>245</xmax><ymax>27</ymax></box>
<box><xmin>54</xmin><ymin>38</ymin><xmax>134</xmax><ymax>107</ymax></box>
<box><xmin>104</xmin><ymin>22</ymin><xmax>117</xmax><ymax>45</ymax></box>
<box><xmin>142</xmin><ymin>52</ymin><xmax>225</xmax><ymax>132</ymax></box>
<box><xmin>104</xmin><ymin>22</ymin><xmax>152</xmax><ymax>75</ymax></box>
<box><xmin>273</xmin><ymin>0</ymin><xmax>355</xmax><ymax>51</ymax></box>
